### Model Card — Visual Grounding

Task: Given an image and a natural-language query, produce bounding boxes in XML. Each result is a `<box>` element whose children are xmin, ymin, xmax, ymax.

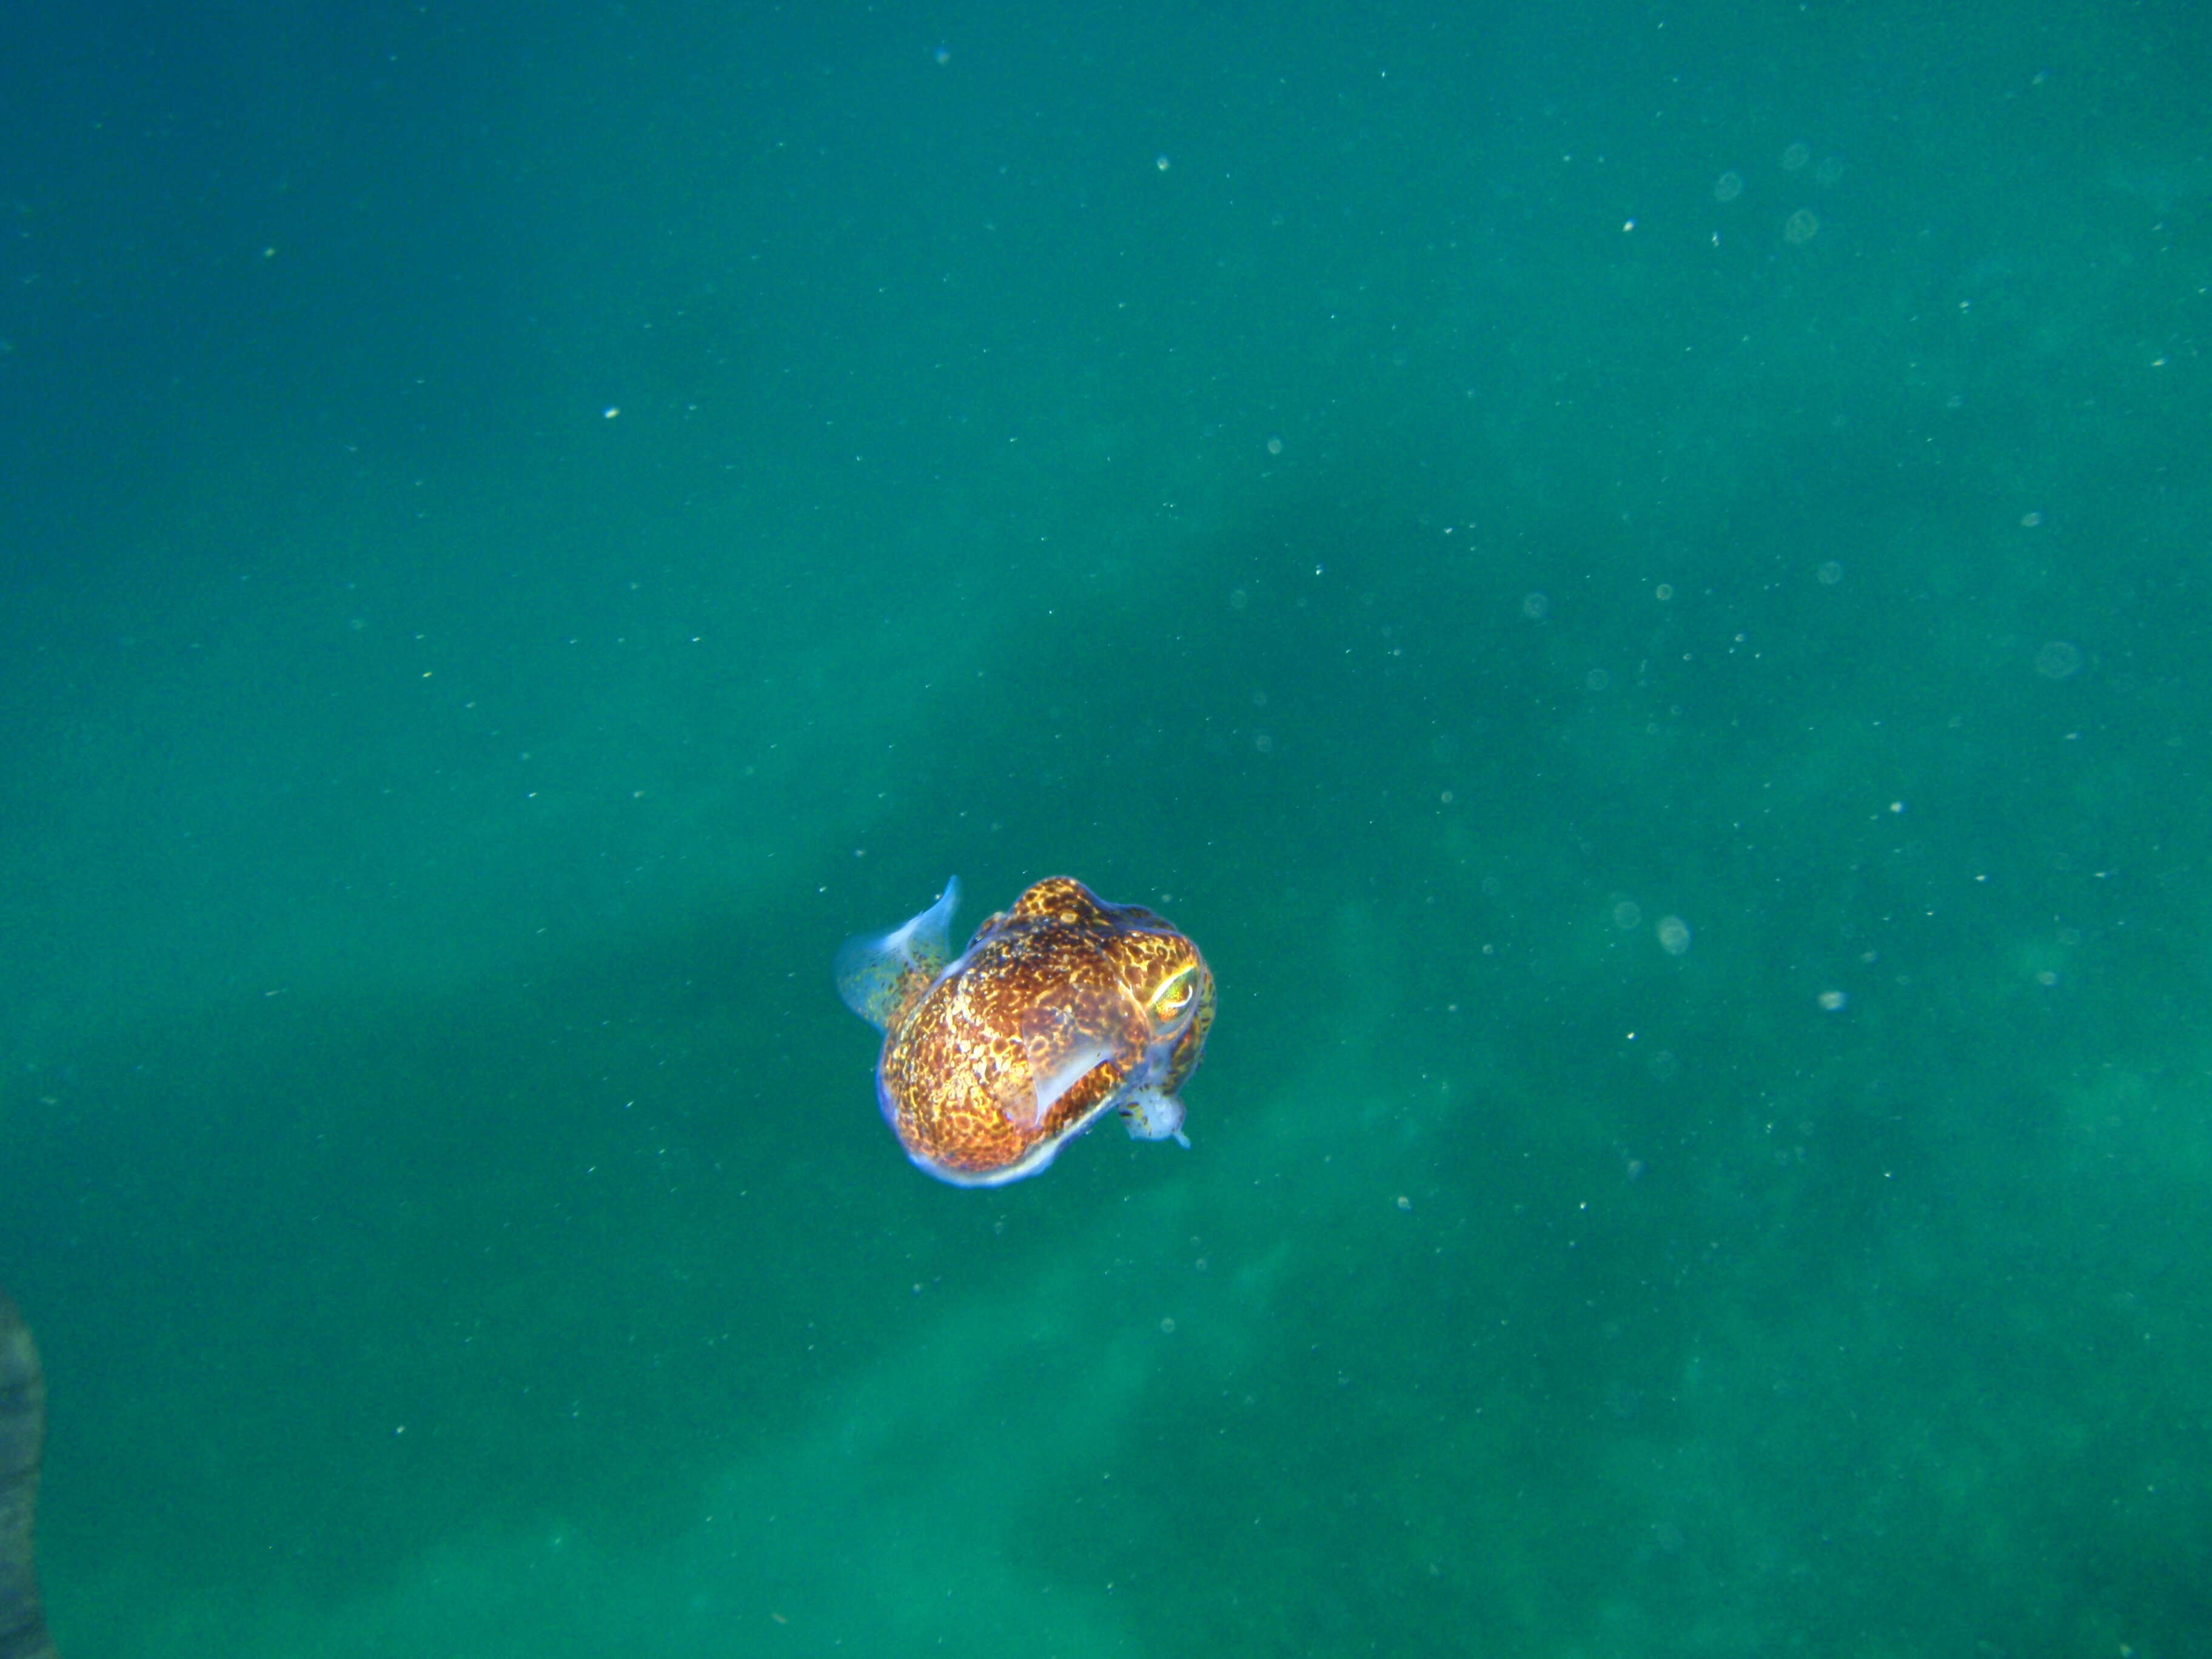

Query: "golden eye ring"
<box><xmin>1150</xmin><ymin>969</ymin><xmax>1196</xmax><ymax>1021</ymax></box>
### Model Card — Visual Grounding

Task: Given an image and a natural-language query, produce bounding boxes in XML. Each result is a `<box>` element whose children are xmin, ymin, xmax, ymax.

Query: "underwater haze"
<box><xmin>4</xmin><ymin>1</ymin><xmax>2210</xmax><ymax>1654</ymax></box>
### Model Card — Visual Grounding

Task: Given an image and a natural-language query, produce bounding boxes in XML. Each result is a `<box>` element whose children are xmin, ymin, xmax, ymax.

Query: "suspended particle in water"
<box><xmin>1522</xmin><ymin>591</ymin><xmax>1550</xmax><ymax>620</ymax></box>
<box><xmin>1818</xmin><ymin>990</ymin><xmax>1848</xmax><ymax>1012</ymax></box>
<box><xmin>1656</xmin><ymin>915</ymin><xmax>1692</xmax><ymax>956</ymax></box>
<box><xmin>2035</xmin><ymin>640</ymin><xmax>2083</xmax><ymax>680</ymax></box>
<box><xmin>1613</xmin><ymin>900</ymin><xmax>1643</xmax><ymax>930</ymax></box>
<box><xmin>1783</xmin><ymin>209</ymin><xmax>1820</xmax><ymax>244</ymax></box>
<box><xmin>1781</xmin><ymin>142</ymin><xmax>1812</xmax><ymax>171</ymax></box>
<box><xmin>1817</xmin><ymin>560</ymin><xmax>1845</xmax><ymax>585</ymax></box>
<box><xmin>1714</xmin><ymin>170</ymin><xmax>1744</xmax><ymax>203</ymax></box>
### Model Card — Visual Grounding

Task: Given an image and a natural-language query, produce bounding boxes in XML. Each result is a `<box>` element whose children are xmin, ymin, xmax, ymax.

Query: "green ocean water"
<box><xmin>4</xmin><ymin>1</ymin><xmax>2210</xmax><ymax>1653</ymax></box>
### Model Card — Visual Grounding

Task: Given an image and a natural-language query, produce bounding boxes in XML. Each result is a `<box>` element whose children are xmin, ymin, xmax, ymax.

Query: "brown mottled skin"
<box><xmin>879</xmin><ymin>877</ymin><xmax>1215</xmax><ymax>1181</ymax></box>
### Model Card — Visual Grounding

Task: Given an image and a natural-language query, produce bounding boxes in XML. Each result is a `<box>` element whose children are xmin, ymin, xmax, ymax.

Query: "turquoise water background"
<box><xmin>5</xmin><ymin>2</ymin><xmax>2210</xmax><ymax>1653</ymax></box>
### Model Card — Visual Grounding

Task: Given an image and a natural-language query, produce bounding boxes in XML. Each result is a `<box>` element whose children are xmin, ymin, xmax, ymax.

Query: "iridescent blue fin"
<box><xmin>834</xmin><ymin>877</ymin><xmax>961</xmax><ymax>1031</ymax></box>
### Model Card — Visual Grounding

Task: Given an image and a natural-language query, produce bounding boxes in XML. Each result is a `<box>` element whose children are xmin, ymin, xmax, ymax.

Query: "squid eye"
<box><xmin>1150</xmin><ymin>968</ymin><xmax>1196</xmax><ymax>1021</ymax></box>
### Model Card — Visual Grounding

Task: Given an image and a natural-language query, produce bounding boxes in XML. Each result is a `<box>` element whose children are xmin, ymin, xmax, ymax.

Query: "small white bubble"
<box><xmin>2035</xmin><ymin>640</ymin><xmax>2082</xmax><ymax>680</ymax></box>
<box><xmin>1265</xmin><ymin>435</ymin><xmax>1283</xmax><ymax>455</ymax></box>
<box><xmin>1817</xmin><ymin>990</ymin><xmax>1848</xmax><ymax>1012</ymax></box>
<box><xmin>1155</xmin><ymin>153</ymin><xmax>1171</xmax><ymax>172</ymax></box>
